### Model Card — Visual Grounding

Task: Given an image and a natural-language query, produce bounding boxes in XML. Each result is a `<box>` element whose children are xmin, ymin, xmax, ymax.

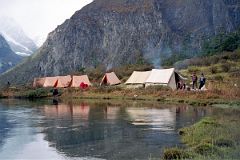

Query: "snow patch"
<box><xmin>16</xmin><ymin>52</ymin><xmax>31</xmax><ymax>57</ymax></box>
<box><xmin>1</xmin><ymin>31</ymin><xmax>33</xmax><ymax>53</ymax></box>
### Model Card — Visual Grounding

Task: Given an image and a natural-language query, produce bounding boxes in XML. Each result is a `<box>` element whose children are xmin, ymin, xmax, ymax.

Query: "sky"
<box><xmin>0</xmin><ymin>0</ymin><xmax>93</xmax><ymax>45</ymax></box>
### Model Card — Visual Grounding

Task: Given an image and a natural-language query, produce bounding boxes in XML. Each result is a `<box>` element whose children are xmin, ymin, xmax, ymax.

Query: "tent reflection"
<box><xmin>126</xmin><ymin>108</ymin><xmax>176</xmax><ymax>132</ymax></box>
<box><xmin>104</xmin><ymin>106</ymin><xmax>120</xmax><ymax>120</ymax></box>
<box><xmin>43</xmin><ymin>103</ymin><xmax>90</xmax><ymax>120</ymax></box>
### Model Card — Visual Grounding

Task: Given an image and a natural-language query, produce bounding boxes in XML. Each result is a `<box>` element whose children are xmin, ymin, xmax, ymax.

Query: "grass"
<box><xmin>0</xmin><ymin>85</ymin><xmax>239</xmax><ymax>108</ymax></box>
<box><xmin>165</xmin><ymin>109</ymin><xmax>240</xmax><ymax>160</ymax></box>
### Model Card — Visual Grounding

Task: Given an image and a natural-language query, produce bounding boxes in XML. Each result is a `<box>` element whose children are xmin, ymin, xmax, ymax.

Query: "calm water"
<box><xmin>0</xmin><ymin>99</ymin><xmax>212</xmax><ymax>160</ymax></box>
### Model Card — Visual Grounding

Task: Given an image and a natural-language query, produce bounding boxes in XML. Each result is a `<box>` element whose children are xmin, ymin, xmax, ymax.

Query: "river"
<box><xmin>0</xmin><ymin>99</ymin><xmax>212</xmax><ymax>160</ymax></box>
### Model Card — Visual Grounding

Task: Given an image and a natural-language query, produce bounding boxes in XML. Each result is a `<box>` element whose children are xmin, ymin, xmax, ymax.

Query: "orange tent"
<box><xmin>33</xmin><ymin>78</ymin><xmax>45</xmax><ymax>87</ymax></box>
<box><xmin>56</xmin><ymin>75</ymin><xmax>71</xmax><ymax>88</ymax></box>
<box><xmin>100</xmin><ymin>72</ymin><xmax>121</xmax><ymax>86</ymax></box>
<box><xmin>43</xmin><ymin>77</ymin><xmax>58</xmax><ymax>88</ymax></box>
<box><xmin>71</xmin><ymin>75</ymin><xmax>91</xmax><ymax>88</ymax></box>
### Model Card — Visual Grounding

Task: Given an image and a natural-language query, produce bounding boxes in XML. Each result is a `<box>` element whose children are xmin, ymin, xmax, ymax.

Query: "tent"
<box><xmin>33</xmin><ymin>78</ymin><xmax>45</xmax><ymax>88</ymax></box>
<box><xmin>43</xmin><ymin>77</ymin><xmax>58</xmax><ymax>88</ymax></box>
<box><xmin>71</xmin><ymin>75</ymin><xmax>91</xmax><ymax>88</ymax></box>
<box><xmin>100</xmin><ymin>72</ymin><xmax>121</xmax><ymax>86</ymax></box>
<box><xmin>145</xmin><ymin>68</ymin><xmax>183</xmax><ymax>90</ymax></box>
<box><xmin>56</xmin><ymin>75</ymin><xmax>71</xmax><ymax>88</ymax></box>
<box><xmin>125</xmin><ymin>71</ymin><xmax>151</xmax><ymax>88</ymax></box>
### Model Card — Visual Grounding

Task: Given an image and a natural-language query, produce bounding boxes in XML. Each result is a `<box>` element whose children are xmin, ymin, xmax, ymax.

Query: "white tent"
<box><xmin>145</xmin><ymin>68</ymin><xmax>178</xmax><ymax>90</ymax></box>
<box><xmin>125</xmin><ymin>71</ymin><xmax>151</xmax><ymax>88</ymax></box>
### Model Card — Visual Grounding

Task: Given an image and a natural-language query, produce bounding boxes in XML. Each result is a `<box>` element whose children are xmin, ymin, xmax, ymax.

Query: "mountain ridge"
<box><xmin>0</xmin><ymin>0</ymin><xmax>240</xmax><ymax>87</ymax></box>
<box><xmin>0</xmin><ymin>34</ymin><xmax>22</xmax><ymax>74</ymax></box>
<box><xmin>0</xmin><ymin>17</ymin><xmax>38</xmax><ymax>56</ymax></box>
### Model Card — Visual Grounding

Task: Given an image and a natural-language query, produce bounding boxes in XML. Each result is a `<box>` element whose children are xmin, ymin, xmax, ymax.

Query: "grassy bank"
<box><xmin>1</xmin><ymin>85</ymin><xmax>239</xmax><ymax>108</ymax></box>
<box><xmin>163</xmin><ymin>108</ymin><xmax>240</xmax><ymax>160</ymax></box>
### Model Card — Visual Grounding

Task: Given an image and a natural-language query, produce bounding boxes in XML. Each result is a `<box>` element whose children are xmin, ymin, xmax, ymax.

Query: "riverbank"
<box><xmin>1</xmin><ymin>86</ymin><xmax>239</xmax><ymax>108</ymax></box>
<box><xmin>163</xmin><ymin>108</ymin><xmax>240</xmax><ymax>160</ymax></box>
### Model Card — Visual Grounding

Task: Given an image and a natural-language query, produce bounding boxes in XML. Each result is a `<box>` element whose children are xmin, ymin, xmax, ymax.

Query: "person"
<box><xmin>199</xmin><ymin>73</ymin><xmax>206</xmax><ymax>90</ymax></box>
<box><xmin>177</xmin><ymin>80</ymin><xmax>186</xmax><ymax>90</ymax></box>
<box><xmin>191</xmin><ymin>72</ymin><xmax>198</xmax><ymax>90</ymax></box>
<box><xmin>53</xmin><ymin>88</ymin><xmax>59</xmax><ymax>97</ymax></box>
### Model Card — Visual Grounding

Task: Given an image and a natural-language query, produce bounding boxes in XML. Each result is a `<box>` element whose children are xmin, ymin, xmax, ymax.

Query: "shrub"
<box><xmin>214</xmin><ymin>138</ymin><xmax>234</xmax><ymax>147</ymax></box>
<box><xmin>188</xmin><ymin>66</ymin><xmax>200</xmax><ymax>74</ymax></box>
<box><xmin>212</xmin><ymin>75</ymin><xmax>224</xmax><ymax>81</ymax></box>
<box><xmin>163</xmin><ymin>148</ymin><xmax>190</xmax><ymax>160</ymax></box>
<box><xmin>202</xmin><ymin>29</ymin><xmax>240</xmax><ymax>55</ymax></box>
<box><xmin>24</xmin><ymin>88</ymin><xmax>50</xmax><ymax>98</ymax></box>
<box><xmin>93</xmin><ymin>86</ymin><xmax>123</xmax><ymax>93</ymax></box>
<box><xmin>85</xmin><ymin>65</ymin><xmax>106</xmax><ymax>82</ymax></box>
<box><xmin>229</xmin><ymin>71</ymin><xmax>240</xmax><ymax>78</ymax></box>
<box><xmin>209</xmin><ymin>66</ymin><xmax>218</xmax><ymax>74</ymax></box>
<box><xmin>221</xmin><ymin>63</ymin><xmax>231</xmax><ymax>72</ymax></box>
<box><xmin>193</xmin><ymin>143</ymin><xmax>218</xmax><ymax>155</ymax></box>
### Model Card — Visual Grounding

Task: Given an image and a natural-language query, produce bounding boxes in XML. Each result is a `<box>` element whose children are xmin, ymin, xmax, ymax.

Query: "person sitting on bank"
<box><xmin>191</xmin><ymin>72</ymin><xmax>198</xmax><ymax>90</ymax></box>
<box><xmin>199</xmin><ymin>73</ymin><xmax>206</xmax><ymax>90</ymax></box>
<box><xmin>177</xmin><ymin>80</ymin><xmax>186</xmax><ymax>90</ymax></box>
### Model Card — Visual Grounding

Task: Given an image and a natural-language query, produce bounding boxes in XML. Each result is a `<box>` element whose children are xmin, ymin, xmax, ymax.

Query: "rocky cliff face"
<box><xmin>0</xmin><ymin>35</ymin><xmax>22</xmax><ymax>74</ymax></box>
<box><xmin>0</xmin><ymin>0</ymin><xmax>240</xmax><ymax>86</ymax></box>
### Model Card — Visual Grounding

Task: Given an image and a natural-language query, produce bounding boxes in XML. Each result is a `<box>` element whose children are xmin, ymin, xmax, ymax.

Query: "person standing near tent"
<box><xmin>53</xmin><ymin>88</ymin><xmax>59</xmax><ymax>97</ymax></box>
<box><xmin>191</xmin><ymin>72</ymin><xmax>198</xmax><ymax>90</ymax></box>
<box><xmin>199</xmin><ymin>73</ymin><xmax>206</xmax><ymax>90</ymax></box>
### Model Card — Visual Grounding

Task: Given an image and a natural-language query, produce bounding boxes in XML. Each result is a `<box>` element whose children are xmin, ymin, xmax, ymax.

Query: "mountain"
<box><xmin>0</xmin><ymin>0</ymin><xmax>240</xmax><ymax>86</ymax></box>
<box><xmin>0</xmin><ymin>34</ymin><xmax>22</xmax><ymax>74</ymax></box>
<box><xmin>0</xmin><ymin>17</ymin><xmax>38</xmax><ymax>57</ymax></box>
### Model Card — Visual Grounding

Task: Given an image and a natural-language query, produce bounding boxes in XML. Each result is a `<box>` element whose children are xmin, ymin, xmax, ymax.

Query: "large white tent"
<box><xmin>145</xmin><ymin>68</ymin><xmax>178</xmax><ymax>90</ymax></box>
<box><xmin>125</xmin><ymin>71</ymin><xmax>151</xmax><ymax>88</ymax></box>
<box><xmin>125</xmin><ymin>68</ymin><xmax>185</xmax><ymax>90</ymax></box>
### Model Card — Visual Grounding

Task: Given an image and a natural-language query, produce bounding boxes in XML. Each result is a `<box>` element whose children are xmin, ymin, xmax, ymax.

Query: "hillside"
<box><xmin>0</xmin><ymin>0</ymin><xmax>240</xmax><ymax>87</ymax></box>
<box><xmin>0</xmin><ymin>35</ymin><xmax>22</xmax><ymax>74</ymax></box>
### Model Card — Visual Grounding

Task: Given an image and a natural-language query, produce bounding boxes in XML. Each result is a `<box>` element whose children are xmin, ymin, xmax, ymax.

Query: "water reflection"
<box><xmin>0</xmin><ymin>104</ymin><xmax>15</xmax><ymax>150</ymax></box>
<box><xmin>40</xmin><ymin>102</ymin><xmax>209</xmax><ymax>159</ymax></box>
<box><xmin>0</xmin><ymin>100</ymin><xmax>212</xmax><ymax>160</ymax></box>
<box><xmin>126</xmin><ymin>108</ymin><xmax>176</xmax><ymax>132</ymax></box>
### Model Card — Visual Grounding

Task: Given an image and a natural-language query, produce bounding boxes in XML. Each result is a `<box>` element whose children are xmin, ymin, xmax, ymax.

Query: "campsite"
<box><xmin>31</xmin><ymin>68</ymin><xmax>185</xmax><ymax>90</ymax></box>
<box><xmin>0</xmin><ymin>0</ymin><xmax>240</xmax><ymax>159</ymax></box>
<box><xmin>1</xmin><ymin>53</ymin><xmax>239</xmax><ymax>160</ymax></box>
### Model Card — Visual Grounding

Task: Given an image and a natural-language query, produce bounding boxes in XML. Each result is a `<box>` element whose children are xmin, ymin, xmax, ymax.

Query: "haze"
<box><xmin>0</xmin><ymin>0</ymin><xmax>92</xmax><ymax>45</ymax></box>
